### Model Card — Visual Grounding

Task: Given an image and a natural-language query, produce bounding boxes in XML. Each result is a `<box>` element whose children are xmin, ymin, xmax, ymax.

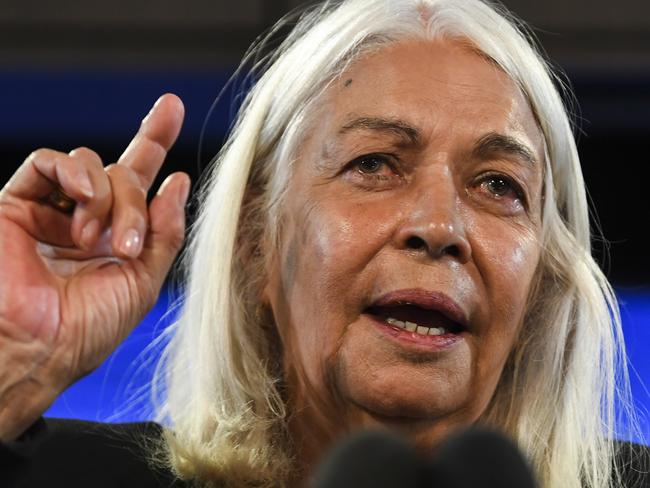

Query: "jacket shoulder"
<box><xmin>2</xmin><ymin>417</ymin><xmax>189</xmax><ymax>488</ymax></box>
<box><xmin>615</xmin><ymin>440</ymin><xmax>650</xmax><ymax>488</ymax></box>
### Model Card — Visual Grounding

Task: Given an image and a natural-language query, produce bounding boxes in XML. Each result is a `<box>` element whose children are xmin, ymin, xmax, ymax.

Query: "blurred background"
<box><xmin>0</xmin><ymin>0</ymin><xmax>649</xmax><ymax>439</ymax></box>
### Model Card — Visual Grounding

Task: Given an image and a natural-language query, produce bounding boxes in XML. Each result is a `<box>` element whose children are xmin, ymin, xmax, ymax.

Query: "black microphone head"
<box><xmin>312</xmin><ymin>430</ymin><xmax>428</xmax><ymax>488</ymax></box>
<box><xmin>431</xmin><ymin>428</ymin><xmax>537</xmax><ymax>488</ymax></box>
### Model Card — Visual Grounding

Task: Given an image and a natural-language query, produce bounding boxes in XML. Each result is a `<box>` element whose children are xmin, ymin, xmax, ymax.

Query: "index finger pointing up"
<box><xmin>118</xmin><ymin>93</ymin><xmax>185</xmax><ymax>190</ymax></box>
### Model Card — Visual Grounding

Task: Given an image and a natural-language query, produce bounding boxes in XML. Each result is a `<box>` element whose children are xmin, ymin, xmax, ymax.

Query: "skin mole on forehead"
<box><xmin>344</xmin><ymin>78</ymin><xmax>353</xmax><ymax>87</ymax></box>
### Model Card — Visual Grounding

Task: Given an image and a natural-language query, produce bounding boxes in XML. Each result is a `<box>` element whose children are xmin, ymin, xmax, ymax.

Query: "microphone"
<box><xmin>431</xmin><ymin>428</ymin><xmax>537</xmax><ymax>488</ymax></box>
<box><xmin>311</xmin><ymin>428</ymin><xmax>537</xmax><ymax>488</ymax></box>
<box><xmin>311</xmin><ymin>430</ymin><xmax>429</xmax><ymax>488</ymax></box>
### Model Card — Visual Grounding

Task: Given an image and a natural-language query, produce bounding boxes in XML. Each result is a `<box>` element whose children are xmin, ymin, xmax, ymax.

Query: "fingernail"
<box><xmin>156</xmin><ymin>175</ymin><xmax>173</xmax><ymax>197</ymax></box>
<box><xmin>177</xmin><ymin>177</ymin><xmax>190</xmax><ymax>207</ymax></box>
<box><xmin>79</xmin><ymin>170</ymin><xmax>94</xmax><ymax>199</ymax></box>
<box><xmin>120</xmin><ymin>228</ymin><xmax>142</xmax><ymax>257</ymax></box>
<box><xmin>141</xmin><ymin>97</ymin><xmax>162</xmax><ymax>125</ymax></box>
<box><xmin>81</xmin><ymin>219</ymin><xmax>99</xmax><ymax>249</ymax></box>
<box><xmin>141</xmin><ymin>109</ymin><xmax>154</xmax><ymax>126</ymax></box>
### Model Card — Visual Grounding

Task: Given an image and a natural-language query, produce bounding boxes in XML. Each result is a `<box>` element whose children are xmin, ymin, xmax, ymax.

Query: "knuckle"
<box><xmin>27</xmin><ymin>148</ymin><xmax>53</xmax><ymax>163</ymax></box>
<box><xmin>106</xmin><ymin>163</ymin><xmax>132</xmax><ymax>181</ymax></box>
<box><xmin>69</xmin><ymin>147</ymin><xmax>102</xmax><ymax>165</ymax></box>
<box><xmin>104</xmin><ymin>163</ymin><xmax>120</xmax><ymax>174</ymax></box>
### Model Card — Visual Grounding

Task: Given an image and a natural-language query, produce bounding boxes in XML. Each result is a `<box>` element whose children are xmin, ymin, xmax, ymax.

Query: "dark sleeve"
<box><xmin>0</xmin><ymin>417</ymin><xmax>47</xmax><ymax>485</ymax></box>
<box><xmin>0</xmin><ymin>417</ymin><xmax>190</xmax><ymax>488</ymax></box>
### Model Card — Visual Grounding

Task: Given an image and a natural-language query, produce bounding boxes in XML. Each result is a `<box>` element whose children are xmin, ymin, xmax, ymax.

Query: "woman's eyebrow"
<box><xmin>338</xmin><ymin>116</ymin><xmax>421</xmax><ymax>146</ymax></box>
<box><xmin>336</xmin><ymin>119</ymin><xmax>536</xmax><ymax>166</ymax></box>
<box><xmin>473</xmin><ymin>132</ymin><xmax>537</xmax><ymax>166</ymax></box>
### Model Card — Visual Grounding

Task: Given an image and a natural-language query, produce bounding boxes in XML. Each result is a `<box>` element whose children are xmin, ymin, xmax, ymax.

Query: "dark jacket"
<box><xmin>2</xmin><ymin>418</ymin><xmax>187</xmax><ymax>487</ymax></box>
<box><xmin>2</xmin><ymin>418</ymin><xmax>649</xmax><ymax>487</ymax></box>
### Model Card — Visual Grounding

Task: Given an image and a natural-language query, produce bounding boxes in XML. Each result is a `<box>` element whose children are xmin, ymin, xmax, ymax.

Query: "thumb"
<box><xmin>140</xmin><ymin>172</ymin><xmax>190</xmax><ymax>287</ymax></box>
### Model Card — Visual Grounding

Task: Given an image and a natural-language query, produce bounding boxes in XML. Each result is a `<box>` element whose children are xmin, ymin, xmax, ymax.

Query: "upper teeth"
<box><xmin>385</xmin><ymin>317</ymin><xmax>447</xmax><ymax>336</ymax></box>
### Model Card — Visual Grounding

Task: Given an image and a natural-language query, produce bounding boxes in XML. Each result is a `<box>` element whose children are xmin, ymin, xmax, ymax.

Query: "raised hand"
<box><xmin>0</xmin><ymin>94</ymin><xmax>189</xmax><ymax>441</ymax></box>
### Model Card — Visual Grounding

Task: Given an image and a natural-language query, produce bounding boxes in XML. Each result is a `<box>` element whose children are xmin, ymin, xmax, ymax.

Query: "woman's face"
<box><xmin>263</xmin><ymin>40</ymin><xmax>545</xmax><ymax>453</ymax></box>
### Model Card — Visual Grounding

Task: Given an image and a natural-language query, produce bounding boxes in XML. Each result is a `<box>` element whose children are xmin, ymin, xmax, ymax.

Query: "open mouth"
<box><xmin>366</xmin><ymin>304</ymin><xmax>465</xmax><ymax>336</ymax></box>
<box><xmin>363</xmin><ymin>289</ymin><xmax>468</xmax><ymax>339</ymax></box>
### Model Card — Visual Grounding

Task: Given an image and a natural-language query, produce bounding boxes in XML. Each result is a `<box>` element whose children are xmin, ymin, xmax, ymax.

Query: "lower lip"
<box><xmin>366</xmin><ymin>314</ymin><xmax>464</xmax><ymax>351</ymax></box>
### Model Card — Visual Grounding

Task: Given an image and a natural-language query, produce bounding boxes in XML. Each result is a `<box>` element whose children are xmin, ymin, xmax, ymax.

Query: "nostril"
<box><xmin>405</xmin><ymin>235</ymin><xmax>463</xmax><ymax>258</ymax></box>
<box><xmin>445</xmin><ymin>245</ymin><xmax>461</xmax><ymax>258</ymax></box>
<box><xmin>406</xmin><ymin>236</ymin><xmax>426</xmax><ymax>250</ymax></box>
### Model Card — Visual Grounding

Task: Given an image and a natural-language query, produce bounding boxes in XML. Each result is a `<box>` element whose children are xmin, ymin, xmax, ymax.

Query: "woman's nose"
<box><xmin>393</xmin><ymin>178</ymin><xmax>472</xmax><ymax>264</ymax></box>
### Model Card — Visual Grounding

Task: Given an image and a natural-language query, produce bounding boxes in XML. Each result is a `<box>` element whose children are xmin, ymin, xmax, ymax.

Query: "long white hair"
<box><xmin>153</xmin><ymin>1</ymin><xmax>638</xmax><ymax>487</ymax></box>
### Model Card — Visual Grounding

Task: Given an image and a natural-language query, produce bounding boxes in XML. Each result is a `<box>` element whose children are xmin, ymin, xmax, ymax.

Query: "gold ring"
<box><xmin>44</xmin><ymin>187</ymin><xmax>76</xmax><ymax>214</ymax></box>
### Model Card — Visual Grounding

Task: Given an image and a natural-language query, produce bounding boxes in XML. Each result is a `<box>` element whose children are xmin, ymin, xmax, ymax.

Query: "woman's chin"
<box><xmin>340</xmin><ymin>390</ymin><xmax>478</xmax><ymax>453</ymax></box>
<box><xmin>343</xmin><ymin>378</ymin><xmax>469</xmax><ymax>422</ymax></box>
<box><xmin>331</xmin><ymin>321</ymin><xmax>475</xmax><ymax>421</ymax></box>
<box><xmin>333</xmin><ymin>358</ymin><xmax>472</xmax><ymax>424</ymax></box>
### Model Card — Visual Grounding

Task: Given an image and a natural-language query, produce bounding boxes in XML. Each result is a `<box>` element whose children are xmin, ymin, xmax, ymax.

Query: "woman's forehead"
<box><xmin>307</xmin><ymin>38</ymin><xmax>545</xmax><ymax>163</ymax></box>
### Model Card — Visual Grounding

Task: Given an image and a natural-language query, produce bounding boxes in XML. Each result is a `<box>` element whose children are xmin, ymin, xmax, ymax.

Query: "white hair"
<box><xmin>152</xmin><ymin>1</ymin><xmax>639</xmax><ymax>487</ymax></box>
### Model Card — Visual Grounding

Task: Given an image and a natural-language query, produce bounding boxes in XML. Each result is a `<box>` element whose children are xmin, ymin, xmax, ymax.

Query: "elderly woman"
<box><xmin>0</xmin><ymin>0</ymin><xmax>644</xmax><ymax>487</ymax></box>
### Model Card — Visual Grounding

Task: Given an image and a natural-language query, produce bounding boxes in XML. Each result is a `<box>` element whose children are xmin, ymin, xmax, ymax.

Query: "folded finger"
<box><xmin>1</xmin><ymin>149</ymin><xmax>101</xmax><ymax>248</ymax></box>
<box><xmin>67</xmin><ymin>147</ymin><xmax>112</xmax><ymax>250</ymax></box>
<box><xmin>4</xmin><ymin>148</ymin><xmax>94</xmax><ymax>203</ymax></box>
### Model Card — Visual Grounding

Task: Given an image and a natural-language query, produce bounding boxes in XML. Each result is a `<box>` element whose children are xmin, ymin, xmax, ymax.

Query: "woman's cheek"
<box><xmin>282</xmin><ymin>197</ymin><xmax>398</xmax><ymax>371</ymax></box>
<box><xmin>477</xmin><ymin>225</ymin><xmax>541</xmax><ymax>329</ymax></box>
<box><xmin>501</xmin><ymin>230</ymin><xmax>540</xmax><ymax>291</ymax></box>
<box><xmin>298</xmin><ymin>197</ymin><xmax>400</xmax><ymax>280</ymax></box>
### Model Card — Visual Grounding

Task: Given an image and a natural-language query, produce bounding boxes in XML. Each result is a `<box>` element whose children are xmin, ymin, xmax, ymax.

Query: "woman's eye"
<box><xmin>474</xmin><ymin>173</ymin><xmax>526</xmax><ymax>210</ymax></box>
<box><xmin>343</xmin><ymin>153</ymin><xmax>402</xmax><ymax>189</ymax></box>
<box><xmin>355</xmin><ymin>155</ymin><xmax>389</xmax><ymax>174</ymax></box>
<box><xmin>482</xmin><ymin>175</ymin><xmax>516</xmax><ymax>197</ymax></box>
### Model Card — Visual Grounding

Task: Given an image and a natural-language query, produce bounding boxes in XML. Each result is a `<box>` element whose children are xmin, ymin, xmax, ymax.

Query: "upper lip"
<box><xmin>366</xmin><ymin>288</ymin><xmax>469</xmax><ymax>330</ymax></box>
